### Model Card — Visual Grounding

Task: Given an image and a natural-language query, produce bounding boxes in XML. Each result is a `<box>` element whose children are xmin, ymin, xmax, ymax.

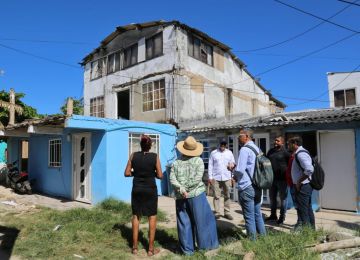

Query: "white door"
<box><xmin>319</xmin><ymin>130</ymin><xmax>357</xmax><ymax>211</ymax></box>
<box><xmin>253</xmin><ymin>133</ymin><xmax>270</xmax><ymax>204</ymax></box>
<box><xmin>72</xmin><ymin>133</ymin><xmax>92</xmax><ymax>203</ymax></box>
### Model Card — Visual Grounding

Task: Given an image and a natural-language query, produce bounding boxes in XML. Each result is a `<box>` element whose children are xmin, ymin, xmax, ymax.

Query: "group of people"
<box><xmin>124</xmin><ymin>129</ymin><xmax>316</xmax><ymax>256</ymax></box>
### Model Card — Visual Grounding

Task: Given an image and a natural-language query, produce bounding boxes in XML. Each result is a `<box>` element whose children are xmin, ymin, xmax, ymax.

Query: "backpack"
<box><xmin>244</xmin><ymin>145</ymin><xmax>274</xmax><ymax>189</ymax></box>
<box><xmin>295</xmin><ymin>150</ymin><xmax>325</xmax><ymax>190</ymax></box>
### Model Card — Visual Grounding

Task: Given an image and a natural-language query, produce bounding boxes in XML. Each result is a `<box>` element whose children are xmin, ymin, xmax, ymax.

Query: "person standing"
<box><xmin>208</xmin><ymin>140</ymin><xmax>236</xmax><ymax>220</ymax></box>
<box><xmin>266</xmin><ymin>136</ymin><xmax>290</xmax><ymax>224</ymax></box>
<box><xmin>170</xmin><ymin>136</ymin><xmax>219</xmax><ymax>255</ymax></box>
<box><xmin>288</xmin><ymin>136</ymin><xmax>315</xmax><ymax>230</ymax></box>
<box><xmin>234</xmin><ymin>128</ymin><xmax>266</xmax><ymax>240</ymax></box>
<box><xmin>124</xmin><ymin>135</ymin><xmax>163</xmax><ymax>256</ymax></box>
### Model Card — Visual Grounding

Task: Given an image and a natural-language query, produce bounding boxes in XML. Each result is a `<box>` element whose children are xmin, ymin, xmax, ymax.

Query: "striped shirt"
<box><xmin>170</xmin><ymin>156</ymin><xmax>206</xmax><ymax>199</ymax></box>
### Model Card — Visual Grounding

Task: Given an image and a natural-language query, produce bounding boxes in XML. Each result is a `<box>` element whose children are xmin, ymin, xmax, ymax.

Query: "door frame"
<box><xmin>72</xmin><ymin>132</ymin><xmax>92</xmax><ymax>203</ymax></box>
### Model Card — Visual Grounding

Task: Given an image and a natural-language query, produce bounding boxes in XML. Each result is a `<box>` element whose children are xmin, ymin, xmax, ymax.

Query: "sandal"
<box><xmin>131</xmin><ymin>247</ymin><xmax>138</xmax><ymax>255</ymax></box>
<box><xmin>147</xmin><ymin>248</ymin><xmax>160</xmax><ymax>257</ymax></box>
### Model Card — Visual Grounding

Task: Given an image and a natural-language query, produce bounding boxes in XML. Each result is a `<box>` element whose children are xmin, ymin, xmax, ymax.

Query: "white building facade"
<box><xmin>81</xmin><ymin>21</ymin><xmax>285</xmax><ymax>126</ymax></box>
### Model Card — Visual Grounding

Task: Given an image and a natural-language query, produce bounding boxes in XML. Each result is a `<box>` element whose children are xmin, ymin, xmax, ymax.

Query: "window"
<box><xmin>124</xmin><ymin>44</ymin><xmax>138</xmax><ymax>68</ymax></box>
<box><xmin>334</xmin><ymin>89</ymin><xmax>356</xmax><ymax>107</ymax></box>
<box><xmin>142</xmin><ymin>79</ymin><xmax>166</xmax><ymax>112</ymax></box>
<box><xmin>199</xmin><ymin>140</ymin><xmax>210</xmax><ymax>170</ymax></box>
<box><xmin>90</xmin><ymin>58</ymin><xmax>106</xmax><ymax>80</ymax></box>
<box><xmin>90</xmin><ymin>96</ymin><xmax>105</xmax><ymax>117</ymax></box>
<box><xmin>128</xmin><ymin>133</ymin><xmax>160</xmax><ymax>156</ymax></box>
<box><xmin>146</xmin><ymin>32</ymin><xmax>163</xmax><ymax>60</ymax></box>
<box><xmin>49</xmin><ymin>139</ymin><xmax>61</xmax><ymax>167</ymax></box>
<box><xmin>107</xmin><ymin>51</ymin><xmax>121</xmax><ymax>74</ymax></box>
<box><xmin>188</xmin><ymin>34</ymin><xmax>213</xmax><ymax>66</ymax></box>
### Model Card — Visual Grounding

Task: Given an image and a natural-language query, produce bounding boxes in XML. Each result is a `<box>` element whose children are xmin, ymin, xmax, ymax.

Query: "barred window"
<box><xmin>199</xmin><ymin>140</ymin><xmax>210</xmax><ymax>170</ymax></box>
<box><xmin>90</xmin><ymin>96</ymin><xmax>105</xmax><ymax>117</ymax></box>
<box><xmin>128</xmin><ymin>133</ymin><xmax>160</xmax><ymax>156</ymax></box>
<box><xmin>142</xmin><ymin>79</ymin><xmax>166</xmax><ymax>112</ymax></box>
<box><xmin>49</xmin><ymin>139</ymin><xmax>62</xmax><ymax>167</ymax></box>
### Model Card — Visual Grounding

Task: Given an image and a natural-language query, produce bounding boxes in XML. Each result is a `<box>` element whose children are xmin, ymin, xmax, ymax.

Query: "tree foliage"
<box><xmin>0</xmin><ymin>90</ymin><xmax>42</xmax><ymax>126</ymax></box>
<box><xmin>60</xmin><ymin>97</ymin><xmax>84</xmax><ymax>115</ymax></box>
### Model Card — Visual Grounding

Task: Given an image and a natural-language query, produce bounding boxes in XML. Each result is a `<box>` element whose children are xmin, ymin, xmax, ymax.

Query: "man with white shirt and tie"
<box><xmin>208</xmin><ymin>140</ymin><xmax>235</xmax><ymax>220</ymax></box>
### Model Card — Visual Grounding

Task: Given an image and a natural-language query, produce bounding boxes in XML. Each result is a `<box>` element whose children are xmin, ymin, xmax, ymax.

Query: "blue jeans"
<box><xmin>238</xmin><ymin>185</ymin><xmax>266</xmax><ymax>240</ymax></box>
<box><xmin>295</xmin><ymin>183</ymin><xmax>315</xmax><ymax>229</ymax></box>
<box><xmin>176</xmin><ymin>192</ymin><xmax>219</xmax><ymax>255</ymax></box>
<box><xmin>269</xmin><ymin>180</ymin><xmax>288</xmax><ymax>220</ymax></box>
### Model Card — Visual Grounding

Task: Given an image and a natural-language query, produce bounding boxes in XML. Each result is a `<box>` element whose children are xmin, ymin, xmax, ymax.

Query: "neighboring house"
<box><xmin>183</xmin><ymin>106</ymin><xmax>360</xmax><ymax>213</ymax></box>
<box><xmin>81</xmin><ymin>20</ymin><xmax>285</xmax><ymax>126</ymax></box>
<box><xmin>327</xmin><ymin>71</ymin><xmax>360</xmax><ymax>108</ymax></box>
<box><xmin>1</xmin><ymin>115</ymin><xmax>176</xmax><ymax>204</ymax></box>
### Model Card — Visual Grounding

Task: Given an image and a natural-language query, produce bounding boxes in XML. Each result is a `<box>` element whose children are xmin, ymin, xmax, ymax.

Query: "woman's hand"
<box><xmin>182</xmin><ymin>191</ymin><xmax>188</xmax><ymax>199</ymax></box>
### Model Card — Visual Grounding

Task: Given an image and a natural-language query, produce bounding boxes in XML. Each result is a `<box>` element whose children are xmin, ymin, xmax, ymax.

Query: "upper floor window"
<box><xmin>142</xmin><ymin>79</ymin><xmax>165</xmax><ymax>112</ymax></box>
<box><xmin>124</xmin><ymin>44</ymin><xmax>138</xmax><ymax>68</ymax></box>
<box><xmin>188</xmin><ymin>34</ymin><xmax>213</xmax><ymax>66</ymax></box>
<box><xmin>49</xmin><ymin>139</ymin><xmax>62</xmax><ymax>167</ymax></box>
<box><xmin>146</xmin><ymin>32</ymin><xmax>163</xmax><ymax>60</ymax></box>
<box><xmin>107</xmin><ymin>51</ymin><xmax>121</xmax><ymax>74</ymax></box>
<box><xmin>90</xmin><ymin>96</ymin><xmax>105</xmax><ymax>117</ymax></box>
<box><xmin>90</xmin><ymin>58</ymin><xmax>106</xmax><ymax>80</ymax></box>
<box><xmin>334</xmin><ymin>88</ymin><xmax>356</xmax><ymax>107</ymax></box>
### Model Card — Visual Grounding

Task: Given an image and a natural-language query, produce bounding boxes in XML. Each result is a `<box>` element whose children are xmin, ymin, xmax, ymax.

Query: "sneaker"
<box><xmin>265</xmin><ymin>215</ymin><xmax>277</xmax><ymax>222</ymax></box>
<box><xmin>224</xmin><ymin>214</ymin><xmax>234</xmax><ymax>220</ymax></box>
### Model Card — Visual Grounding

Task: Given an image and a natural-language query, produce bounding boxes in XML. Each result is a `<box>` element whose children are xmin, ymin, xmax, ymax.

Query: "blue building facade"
<box><xmin>6</xmin><ymin>115</ymin><xmax>177</xmax><ymax>204</ymax></box>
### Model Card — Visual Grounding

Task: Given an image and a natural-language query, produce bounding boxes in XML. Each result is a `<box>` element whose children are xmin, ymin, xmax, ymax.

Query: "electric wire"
<box><xmin>338</xmin><ymin>0</ymin><xmax>360</xmax><ymax>7</ymax></box>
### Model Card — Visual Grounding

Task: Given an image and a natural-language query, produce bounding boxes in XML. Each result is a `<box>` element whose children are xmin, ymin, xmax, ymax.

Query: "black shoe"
<box><xmin>265</xmin><ymin>215</ymin><xmax>277</xmax><ymax>222</ymax></box>
<box><xmin>276</xmin><ymin>218</ymin><xmax>284</xmax><ymax>225</ymax></box>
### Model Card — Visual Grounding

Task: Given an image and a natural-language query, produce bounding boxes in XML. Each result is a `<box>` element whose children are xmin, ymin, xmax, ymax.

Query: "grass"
<box><xmin>0</xmin><ymin>198</ymin><xmax>327</xmax><ymax>259</ymax></box>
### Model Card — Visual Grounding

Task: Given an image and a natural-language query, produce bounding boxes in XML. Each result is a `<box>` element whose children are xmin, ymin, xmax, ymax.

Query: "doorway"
<box><xmin>72</xmin><ymin>133</ymin><xmax>91</xmax><ymax>203</ymax></box>
<box><xmin>117</xmin><ymin>90</ymin><xmax>130</xmax><ymax>119</ymax></box>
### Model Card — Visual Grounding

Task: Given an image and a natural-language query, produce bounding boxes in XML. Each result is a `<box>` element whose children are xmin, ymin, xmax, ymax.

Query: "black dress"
<box><xmin>131</xmin><ymin>151</ymin><xmax>158</xmax><ymax>216</ymax></box>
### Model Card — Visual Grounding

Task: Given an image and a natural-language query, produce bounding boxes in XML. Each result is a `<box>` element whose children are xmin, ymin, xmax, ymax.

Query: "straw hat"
<box><xmin>176</xmin><ymin>136</ymin><xmax>203</xmax><ymax>157</ymax></box>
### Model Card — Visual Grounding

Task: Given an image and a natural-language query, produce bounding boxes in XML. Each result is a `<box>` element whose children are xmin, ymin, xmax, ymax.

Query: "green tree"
<box><xmin>60</xmin><ymin>97</ymin><xmax>84</xmax><ymax>115</ymax></box>
<box><xmin>0</xmin><ymin>90</ymin><xmax>41</xmax><ymax>126</ymax></box>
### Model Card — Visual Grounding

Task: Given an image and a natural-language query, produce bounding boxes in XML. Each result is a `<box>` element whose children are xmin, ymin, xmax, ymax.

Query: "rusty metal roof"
<box><xmin>5</xmin><ymin>115</ymin><xmax>66</xmax><ymax>130</ymax></box>
<box><xmin>183</xmin><ymin>105</ymin><xmax>360</xmax><ymax>132</ymax></box>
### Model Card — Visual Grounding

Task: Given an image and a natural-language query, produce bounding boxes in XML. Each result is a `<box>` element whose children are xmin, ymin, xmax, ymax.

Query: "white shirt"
<box><xmin>208</xmin><ymin>148</ymin><xmax>235</xmax><ymax>181</ymax></box>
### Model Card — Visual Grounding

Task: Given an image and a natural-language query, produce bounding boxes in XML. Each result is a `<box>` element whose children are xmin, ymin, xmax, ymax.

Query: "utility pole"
<box><xmin>0</xmin><ymin>88</ymin><xmax>24</xmax><ymax>125</ymax></box>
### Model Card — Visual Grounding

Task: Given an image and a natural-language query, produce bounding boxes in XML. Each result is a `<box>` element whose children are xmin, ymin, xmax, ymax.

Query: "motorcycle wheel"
<box><xmin>25</xmin><ymin>182</ymin><xmax>32</xmax><ymax>195</ymax></box>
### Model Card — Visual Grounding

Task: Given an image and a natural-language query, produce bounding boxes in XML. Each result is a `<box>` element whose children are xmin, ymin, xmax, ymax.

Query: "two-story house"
<box><xmin>81</xmin><ymin>20</ymin><xmax>285</xmax><ymax>127</ymax></box>
<box><xmin>327</xmin><ymin>71</ymin><xmax>360</xmax><ymax>108</ymax></box>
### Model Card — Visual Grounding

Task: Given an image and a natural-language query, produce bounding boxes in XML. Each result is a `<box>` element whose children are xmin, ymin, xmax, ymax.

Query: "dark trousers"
<box><xmin>269</xmin><ymin>180</ymin><xmax>288</xmax><ymax>220</ymax></box>
<box><xmin>294</xmin><ymin>183</ymin><xmax>315</xmax><ymax>229</ymax></box>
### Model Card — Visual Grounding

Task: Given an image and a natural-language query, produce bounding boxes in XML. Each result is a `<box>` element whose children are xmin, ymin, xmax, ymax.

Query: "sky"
<box><xmin>0</xmin><ymin>0</ymin><xmax>359</xmax><ymax>115</ymax></box>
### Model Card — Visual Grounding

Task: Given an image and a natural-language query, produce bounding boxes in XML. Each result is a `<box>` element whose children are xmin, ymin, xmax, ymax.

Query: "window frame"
<box><xmin>123</xmin><ymin>43</ymin><xmax>138</xmax><ymax>69</ymax></box>
<box><xmin>90</xmin><ymin>95</ymin><xmax>105</xmax><ymax>118</ymax></box>
<box><xmin>128</xmin><ymin>133</ymin><xmax>160</xmax><ymax>157</ymax></box>
<box><xmin>90</xmin><ymin>57</ymin><xmax>106</xmax><ymax>80</ymax></box>
<box><xmin>334</xmin><ymin>88</ymin><xmax>356</xmax><ymax>107</ymax></box>
<box><xmin>49</xmin><ymin>139</ymin><xmax>62</xmax><ymax>168</ymax></box>
<box><xmin>142</xmin><ymin>78</ymin><xmax>166</xmax><ymax>112</ymax></box>
<box><xmin>188</xmin><ymin>34</ymin><xmax>213</xmax><ymax>66</ymax></box>
<box><xmin>199</xmin><ymin>140</ymin><xmax>210</xmax><ymax>170</ymax></box>
<box><xmin>146</xmin><ymin>32</ymin><xmax>163</xmax><ymax>60</ymax></box>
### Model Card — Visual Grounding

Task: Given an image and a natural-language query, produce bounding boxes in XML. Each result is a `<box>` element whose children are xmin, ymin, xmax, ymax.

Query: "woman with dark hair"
<box><xmin>124</xmin><ymin>135</ymin><xmax>163</xmax><ymax>256</ymax></box>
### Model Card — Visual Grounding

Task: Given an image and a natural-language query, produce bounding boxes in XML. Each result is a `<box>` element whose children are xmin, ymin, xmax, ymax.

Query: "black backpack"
<box><xmin>244</xmin><ymin>145</ymin><xmax>274</xmax><ymax>189</ymax></box>
<box><xmin>295</xmin><ymin>150</ymin><xmax>325</xmax><ymax>190</ymax></box>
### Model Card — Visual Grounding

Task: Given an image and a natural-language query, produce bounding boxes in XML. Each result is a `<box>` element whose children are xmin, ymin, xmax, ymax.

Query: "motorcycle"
<box><xmin>5</xmin><ymin>160</ymin><xmax>32</xmax><ymax>194</ymax></box>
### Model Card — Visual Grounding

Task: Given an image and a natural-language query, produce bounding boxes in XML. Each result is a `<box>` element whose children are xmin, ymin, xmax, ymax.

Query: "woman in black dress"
<box><xmin>124</xmin><ymin>135</ymin><xmax>163</xmax><ymax>256</ymax></box>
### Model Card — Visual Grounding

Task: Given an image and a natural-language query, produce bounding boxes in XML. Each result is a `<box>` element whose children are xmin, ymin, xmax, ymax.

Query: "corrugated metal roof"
<box><xmin>5</xmin><ymin>115</ymin><xmax>66</xmax><ymax>130</ymax></box>
<box><xmin>183</xmin><ymin>106</ymin><xmax>360</xmax><ymax>132</ymax></box>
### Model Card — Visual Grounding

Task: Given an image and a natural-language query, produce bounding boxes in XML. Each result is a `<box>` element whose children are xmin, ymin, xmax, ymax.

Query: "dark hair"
<box><xmin>240</xmin><ymin>128</ymin><xmax>254</xmax><ymax>138</ymax></box>
<box><xmin>288</xmin><ymin>135</ymin><xmax>302</xmax><ymax>146</ymax></box>
<box><xmin>220</xmin><ymin>139</ymin><xmax>227</xmax><ymax>146</ymax></box>
<box><xmin>140</xmin><ymin>135</ymin><xmax>152</xmax><ymax>151</ymax></box>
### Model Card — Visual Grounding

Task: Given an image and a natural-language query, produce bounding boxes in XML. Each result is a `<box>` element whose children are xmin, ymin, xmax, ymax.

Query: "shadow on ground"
<box><xmin>0</xmin><ymin>225</ymin><xmax>19</xmax><ymax>260</ymax></box>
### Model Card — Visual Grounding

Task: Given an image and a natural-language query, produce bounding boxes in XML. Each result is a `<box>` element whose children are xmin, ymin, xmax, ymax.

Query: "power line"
<box><xmin>274</xmin><ymin>0</ymin><xmax>359</xmax><ymax>33</ymax></box>
<box><xmin>0</xmin><ymin>42</ymin><xmax>82</xmax><ymax>69</ymax></box>
<box><xmin>287</xmin><ymin>63</ymin><xmax>360</xmax><ymax>106</ymax></box>
<box><xmin>238</xmin><ymin>0</ymin><xmax>357</xmax><ymax>52</ymax></box>
<box><xmin>338</xmin><ymin>0</ymin><xmax>360</xmax><ymax>7</ymax></box>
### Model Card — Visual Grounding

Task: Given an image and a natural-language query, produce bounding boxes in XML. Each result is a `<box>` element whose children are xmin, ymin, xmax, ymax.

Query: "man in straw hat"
<box><xmin>170</xmin><ymin>136</ymin><xmax>219</xmax><ymax>255</ymax></box>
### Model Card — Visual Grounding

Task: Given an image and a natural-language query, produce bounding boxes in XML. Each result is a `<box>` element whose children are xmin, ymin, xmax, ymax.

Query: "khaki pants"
<box><xmin>212</xmin><ymin>180</ymin><xmax>231</xmax><ymax>215</ymax></box>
